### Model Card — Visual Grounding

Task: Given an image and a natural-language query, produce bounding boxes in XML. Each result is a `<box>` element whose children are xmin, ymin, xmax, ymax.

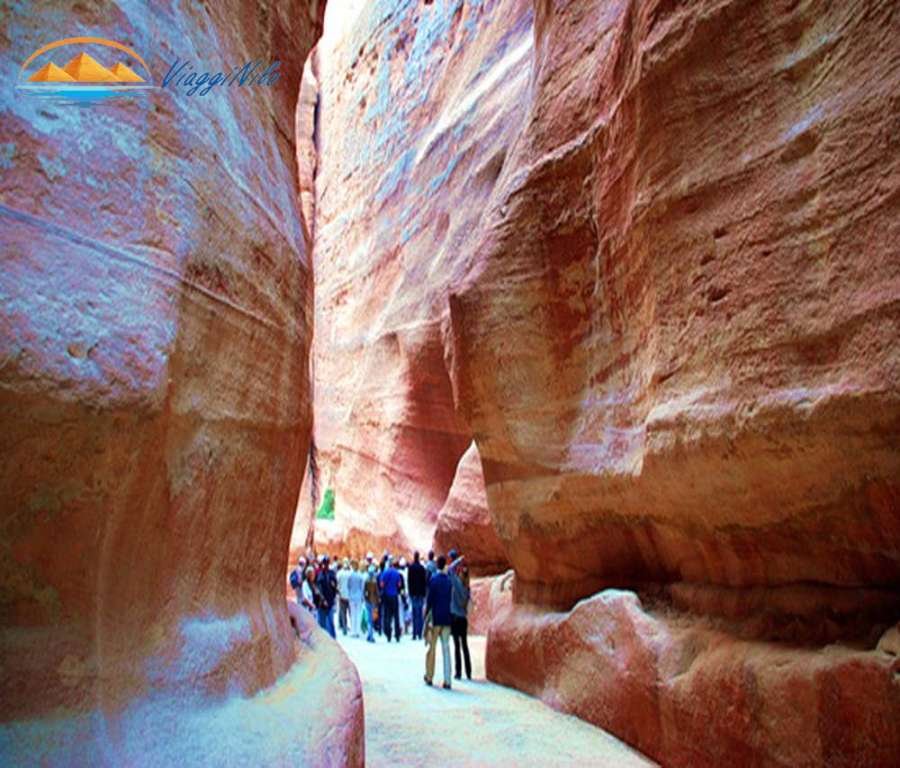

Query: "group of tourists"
<box><xmin>289</xmin><ymin>547</ymin><xmax>472</xmax><ymax>688</ymax></box>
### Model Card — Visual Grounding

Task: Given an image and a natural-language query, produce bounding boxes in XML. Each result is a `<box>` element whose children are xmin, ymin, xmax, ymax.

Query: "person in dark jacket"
<box><xmin>315</xmin><ymin>555</ymin><xmax>338</xmax><ymax>638</ymax></box>
<box><xmin>379</xmin><ymin>557</ymin><xmax>404</xmax><ymax>641</ymax></box>
<box><xmin>377</xmin><ymin>551</ymin><xmax>390</xmax><ymax>636</ymax></box>
<box><xmin>424</xmin><ymin>556</ymin><xmax>453</xmax><ymax>689</ymax></box>
<box><xmin>407</xmin><ymin>551</ymin><xmax>428</xmax><ymax>640</ymax></box>
<box><xmin>450</xmin><ymin>559</ymin><xmax>472</xmax><ymax>680</ymax></box>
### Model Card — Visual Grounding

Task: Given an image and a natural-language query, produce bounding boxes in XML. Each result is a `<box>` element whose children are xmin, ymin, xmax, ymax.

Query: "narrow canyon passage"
<box><xmin>2</xmin><ymin>0</ymin><xmax>898</xmax><ymax>766</ymax></box>
<box><xmin>336</xmin><ymin>632</ymin><xmax>654</xmax><ymax>767</ymax></box>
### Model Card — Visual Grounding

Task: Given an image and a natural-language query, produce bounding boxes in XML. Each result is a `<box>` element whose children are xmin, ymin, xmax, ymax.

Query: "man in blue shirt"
<box><xmin>424</xmin><ymin>555</ymin><xmax>453</xmax><ymax>689</ymax></box>
<box><xmin>379</xmin><ymin>557</ymin><xmax>404</xmax><ymax>642</ymax></box>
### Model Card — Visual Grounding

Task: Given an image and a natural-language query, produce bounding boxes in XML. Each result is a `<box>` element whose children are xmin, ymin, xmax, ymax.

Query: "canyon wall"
<box><xmin>451</xmin><ymin>0</ymin><xmax>900</xmax><ymax>611</ymax></box>
<box><xmin>0</xmin><ymin>1</ymin><xmax>362</xmax><ymax>765</ymax></box>
<box><xmin>306</xmin><ymin>0</ymin><xmax>899</xmax><ymax>765</ymax></box>
<box><xmin>294</xmin><ymin>0</ymin><xmax>534</xmax><ymax>558</ymax></box>
<box><xmin>455</xmin><ymin>0</ymin><xmax>900</xmax><ymax>765</ymax></box>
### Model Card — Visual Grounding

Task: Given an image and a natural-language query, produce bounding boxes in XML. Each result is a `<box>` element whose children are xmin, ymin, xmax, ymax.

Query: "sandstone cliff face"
<box><xmin>295</xmin><ymin>0</ymin><xmax>535</xmax><ymax>557</ymax></box>
<box><xmin>302</xmin><ymin>0</ymin><xmax>899</xmax><ymax>764</ymax></box>
<box><xmin>487</xmin><ymin>591</ymin><xmax>900</xmax><ymax>768</ymax></box>
<box><xmin>451</xmin><ymin>0</ymin><xmax>900</xmax><ymax>605</ymax></box>
<box><xmin>0</xmin><ymin>2</ymin><xmax>361</xmax><ymax>765</ymax></box>
<box><xmin>450</xmin><ymin>0</ymin><xmax>900</xmax><ymax>764</ymax></box>
<box><xmin>433</xmin><ymin>441</ymin><xmax>509</xmax><ymax>573</ymax></box>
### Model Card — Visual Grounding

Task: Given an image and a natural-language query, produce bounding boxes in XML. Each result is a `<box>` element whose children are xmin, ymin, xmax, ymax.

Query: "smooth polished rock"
<box><xmin>0</xmin><ymin>1</ymin><xmax>361</xmax><ymax>765</ymax></box>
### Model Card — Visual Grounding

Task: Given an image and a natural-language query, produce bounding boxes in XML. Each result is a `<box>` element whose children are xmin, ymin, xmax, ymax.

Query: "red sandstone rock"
<box><xmin>449</xmin><ymin>0</ymin><xmax>900</xmax><ymax>602</ymax></box>
<box><xmin>287</xmin><ymin>603</ymin><xmax>366</xmax><ymax>766</ymax></box>
<box><xmin>300</xmin><ymin>0</ymin><xmax>899</xmax><ymax>764</ymax></box>
<box><xmin>0</xmin><ymin>2</ymin><xmax>363</xmax><ymax>765</ymax></box>
<box><xmin>433</xmin><ymin>442</ymin><xmax>509</xmax><ymax>574</ymax></box>
<box><xmin>460</xmin><ymin>0</ymin><xmax>900</xmax><ymax>760</ymax></box>
<box><xmin>488</xmin><ymin>590</ymin><xmax>900</xmax><ymax>768</ymax></box>
<box><xmin>295</xmin><ymin>0</ymin><xmax>536</xmax><ymax>558</ymax></box>
<box><xmin>468</xmin><ymin>572</ymin><xmax>514</xmax><ymax>636</ymax></box>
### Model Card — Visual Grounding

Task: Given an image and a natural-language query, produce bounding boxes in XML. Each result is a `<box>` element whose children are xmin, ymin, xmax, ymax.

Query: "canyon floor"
<box><xmin>337</xmin><ymin>631</ymin><xmax>655</xmax><ymax>767</ymax></box>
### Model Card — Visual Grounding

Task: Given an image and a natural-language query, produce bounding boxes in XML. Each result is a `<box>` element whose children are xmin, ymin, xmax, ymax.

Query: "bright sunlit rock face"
<box><xmin>294</xmin><ymin>0</ymin><xmax>535</xmax><ymax>557</ymax></box>
<box><xmin>0</xmin><ymin>1</ymin><xmax>362</xmax><ymax>766</ymax></box>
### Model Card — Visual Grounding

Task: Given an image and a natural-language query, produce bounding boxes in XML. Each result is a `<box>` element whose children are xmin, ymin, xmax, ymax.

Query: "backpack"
<box><xmin>290</xmin><ymin>569</ymin><xmax>301</xmax><ymax>590</ymax></box>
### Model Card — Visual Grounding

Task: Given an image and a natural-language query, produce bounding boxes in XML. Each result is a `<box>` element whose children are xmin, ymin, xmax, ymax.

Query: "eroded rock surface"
<box><xmin>469</xmin><ymin>571</ymin><xmax>514</xmax><ymax>636</ymax></box>
<box><xmin>0</xmin><ymin>1</ymin><xmax>362</xmax><ymax>765</ymax></box>
<box><xmin>451</xmin><ymin>1</ymin><xmax>900</xmax><ymax>764</ymax></box>
<box><xmin>451</xmin><ymin>0</ymin><xmax>900</xmax><ymax>606</ymax></box>
<box><xmin>433</xmin><ymin>442</ymin><xmax>509</xmax><ymax>574</ymax></box>
<box><xmin>488</xmin><ymin>591</ymin><xmax>900</xmax><ymax>768</ymax></box>
<box><xmin>301</xmin><ymin>0</ymin><xmax>899</xmax><ymax>765</ymax></box>
<box><xmin>295</xmin><ymin>0</ymin><xmax>535</xmax><ymax>557</ymax></box>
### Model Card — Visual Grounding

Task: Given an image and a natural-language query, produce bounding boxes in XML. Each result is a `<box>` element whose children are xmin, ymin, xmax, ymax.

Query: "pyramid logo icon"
<box><xmin>28</xmin><ymin>62</ymin><xmax>76</xmax><ymax>82</ymax></box>
<box><xmin>17</xmin><ymin>36</ymin><xmax>153</xmax><ymax>102</ymax></box>
<box><xmin>62</xmin><ymin>52</ymin><xmax>118</xmax><ymax>82</ymax></box>
<box><xmin>110</xmin><ymin>62</ymin><xmax>144</xmax><ymax>83</ymax></box>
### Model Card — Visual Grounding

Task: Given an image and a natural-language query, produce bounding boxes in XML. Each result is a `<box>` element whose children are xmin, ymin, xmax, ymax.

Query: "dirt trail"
<box><xmin>337</xmin><ymin>632</ymin><xmax>655</xmax><ymax>767</ymax></box>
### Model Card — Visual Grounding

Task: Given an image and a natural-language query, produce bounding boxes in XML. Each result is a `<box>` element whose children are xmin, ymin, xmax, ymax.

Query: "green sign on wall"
<box><xmin>316</xmin><ymin>488</ymin><xmax>335</xmax><ymax>520</ymax></box>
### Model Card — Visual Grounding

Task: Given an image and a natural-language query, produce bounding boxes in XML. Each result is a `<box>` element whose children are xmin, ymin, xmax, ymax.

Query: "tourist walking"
<box><xmin>424</xmin><ymin>555</ymin><xmax>453</xmax><ymax>689</ymax></box>
<box><xmin>289</xmin><ymin>557</ymin><xmax>306</xmax><ymax>605</ymax></box>
<box><xmin>425</xmin><ymin>550</ymin><xmax>438</xmax><ymax>580</ymax></box>
<box><xmin>407</xmin><ymin>551</ymin><xmax>427</xmax><ymax>639</ymax></box>
<box><xmin>301</xmin><ymin>566</ymin><xmax>317</xmax><ymax>613</ymax></box>
<box><xmin>364</xmin><ymin>565</ymin><xmax>380</xmax><ymax>643</ymax></box>
<box><xmin>450</xmin><ymin>558</ymin><xmax>472</xmax><ymax>680</ymax></box>
<box><xmin>398</xmin><ymin>557</ymin><xmax>412</xmax><ymax>635</ymax></box>
<box><xmin>347</xmin><ymin>559</ymin><xmax>365</xmax><ymax>637</ymax></box>
<box><xmin>315</xmin><ymin>555</ymin><xmax>338</xmax><ymax>638</ymax></box>
<box><xmin>337</xmin><ymin>558</ymin><xmax>352</xmax><ymax>635</ymax></box>
<box><xmin>379</xmin><ymin>557</ymin><xmax>404</xmax><ymax>642</ymax></box>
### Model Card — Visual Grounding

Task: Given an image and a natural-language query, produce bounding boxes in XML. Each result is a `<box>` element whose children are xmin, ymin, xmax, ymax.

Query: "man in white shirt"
<box><xmin>336</xmin><ymin>558</ymin><xmax>352</xmax><ymax>635</ymax></box>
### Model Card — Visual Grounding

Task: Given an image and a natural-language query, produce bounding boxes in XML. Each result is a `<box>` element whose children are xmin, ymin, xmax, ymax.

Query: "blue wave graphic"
<box><xmin>15</xmin><ymin>84</ymin><xmax>155</xmax><ymax>104</ymax></box>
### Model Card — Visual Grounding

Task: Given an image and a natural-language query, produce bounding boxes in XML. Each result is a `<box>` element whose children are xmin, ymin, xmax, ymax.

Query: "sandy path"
<box><xmin>337</xmin><ymin>632</ymin><xmax>655</xmax><ymax>767</ymax></box>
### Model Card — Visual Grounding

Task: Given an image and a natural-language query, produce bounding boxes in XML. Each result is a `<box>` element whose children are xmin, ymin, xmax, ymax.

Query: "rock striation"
<box><xmin>0</xmin><ymin>1</ymin><xmax>362</xmax><ymax>765</ymax></box>
<box><xmin>487</xmin><ymin>591</ymin><xmax>900</xmax><ymax>768</ymax></box>
<box><xmin>303</xmin><ymin>0</ymin><xmax>900</xmax><ymax>765</ymax></box>
<box><xmin>449</xmin><ymin>0</ymin><xmax>900</xmax><ymax>765</ymax></box>
<box><xmin>451</xmin><ymin>0</ymin><xmax>899</xmax><ymax>606</ymax></box>
<box><xmin>294</xmin><ymin>0</ymin><xmax>535</xmax><ymax>559</ymax></box>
